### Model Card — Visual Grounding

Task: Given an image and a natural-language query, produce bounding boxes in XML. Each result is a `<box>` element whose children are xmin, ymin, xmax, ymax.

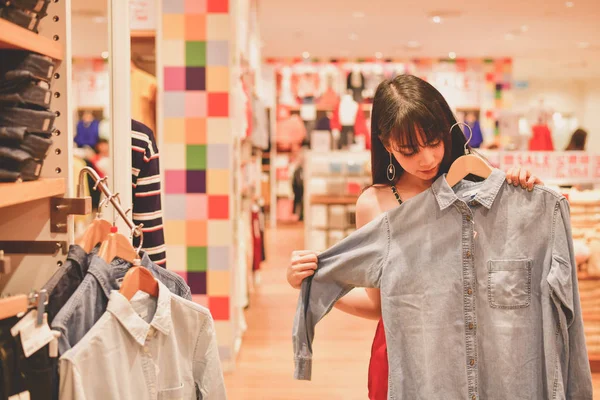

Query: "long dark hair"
<box><xmin>565</xmin><ymin>128</ymin><xmax>587</xmax><ymax>151</ymax></box>
<box><xmin>370</xmin><ymin>74</ymin><xmax>471</xmax><ymax>185</ymax></box>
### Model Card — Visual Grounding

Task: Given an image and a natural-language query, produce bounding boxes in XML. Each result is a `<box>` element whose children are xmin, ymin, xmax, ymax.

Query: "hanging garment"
<box><xmin>315</xmin><ymin>116</ymin><xmax>331</xmax><ymax>132</ymax></box>
<box><xmin>251</xmin><ymin>96</ymin><xmax>269</xmax><ymax>150</ymax></box>
<box><xmin>74</xmin><ymin>119</ymin><xmax>99</xmax><ymax>148</ymax></box>
<box><xmin>51</xmin><ymin>253</ymin><xmax>192</xmax><ymax>355</ymax></box>
<box><xmin>251</xmin><ymin>205</ymin><xmax>262</xmax><ymax>271</ymax></box>
<box><xmin>259</xmin><ymin>203</ymin><xmax>266</xmax><ymax>262</ymax></box>
<box><xmin>59</xmin><ymin>280</ymin><xmax>227</xmax><ymax>400</ymax></box>
<box><xmin>316</xmin><ymin>88</ymin><xmax>339</xmax><ymax>110</ymax></box>
<box><xmin>293</xmin><ymin>169</ymin><xmax>592</xmax><ymax>398</ymax></box>
<box><xmin>132</xmin><ymin>120</ymin><xmax>167</xmax><ymax>267</ymax></box>
<box><xmin>347</xmin><ymin>70</ymin><xmax>365</xmax><ymax>103</ymax></box>
<box><xmin>464</xmin><ymin>120</ymin><xmax>484</xmax><ymax>148</ymax></box>
<box><xmin>276</xmin><ymin>114</ymin><xmax>306</xmax><ymax>151</ymax></box>
<box><xmin>529</xmin><ymin>124</ymin><xmax>554</xmax><ymax>151</ymax></box>
<box><xmin>42</xmin><ymin>244</ymin><xmax>93</xmax><ymax>324</ymax></box>
<box><xmin>339</xmin><ymin>125</ymin><xmax>354</xmax><ymax>149</ymax></box>
<box><xmin>0</xmin><ymin>316</ymin><xmax>57</xmax><ymax>400</ymax></box>
<box><xmin>131</xmin><ymin>66</ymin><xmax>157</xmax><ymax>134</ymax></box>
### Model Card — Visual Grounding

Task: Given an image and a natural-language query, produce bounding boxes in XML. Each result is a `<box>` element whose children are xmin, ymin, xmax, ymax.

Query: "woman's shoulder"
<box><xmin>356</xmin><ymin>185</ymin><xmax>397</xmax><ymax>227</ymax></box>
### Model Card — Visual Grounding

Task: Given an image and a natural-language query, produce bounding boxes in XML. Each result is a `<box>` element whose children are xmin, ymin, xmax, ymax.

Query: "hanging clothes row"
<box><xmin>0</xmin><ymin>171</ymin><xmax>227</xmax><ymax>400</ymax></box>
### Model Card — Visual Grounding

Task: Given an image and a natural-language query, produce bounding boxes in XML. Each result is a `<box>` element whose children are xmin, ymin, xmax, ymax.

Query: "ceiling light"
<box><xmin>407</xmin><ymin>41</ymin><xmax>421</xmax><ymax>49</ymax></box>
<box><xmin>352</xmin><ymin>11</ymin><xmax>365</xmax><ymax>18</ymax></box>
<box><xmin>375</xmin><ymin>52</ymin><xmax>383</xmax><ymax>59</ymax></box>
<box><xmin>577</xmin><ymin>42</ymin><xmax>590</xmax><ymax>48</ymax></box>
<box><xmin>302</xmin><ymin>51</ymin><xmax>310</xmax><ymax>59</ymax></box>
<box><xmin>520</xmin><ymin>25</ymin><xmax>529</xmax><ymax>32</ymax></box>
<box><xmin>101</xmin><ymin>51</ymin><xmax>109</xmax><ymax>59</ymax></box>
<box><xmin>448</xmin><ymin>52</ymin><xmax>457</xmax><ymax>59</ymax></box>
<box><xmin>349</xmin><ymin>33</ymin><xmax>359</xmax><ymax>41</ymax></box>
<box><xmin>505</xmin><ymin>33</ymin><xmax>515</xmax><ymax>40</ymax></box>
<box><xmin>432</xmin><ymin>15</ymin><xmax>442</xmax><ymax>23</ymax></box>
<box><xmin>565</xmin><ymin>1</ymin><xmax>574</xmax><ymax>7</ymax></box>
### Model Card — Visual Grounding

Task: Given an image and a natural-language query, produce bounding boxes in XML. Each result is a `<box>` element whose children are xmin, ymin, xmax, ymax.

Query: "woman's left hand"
<box><xmin>505</xmin><ymin>168</ymin><xmax>544</xmax><ymax>191</ymax></box>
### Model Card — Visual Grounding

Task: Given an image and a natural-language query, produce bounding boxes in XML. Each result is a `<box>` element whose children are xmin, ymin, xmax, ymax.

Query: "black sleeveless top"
<box><xmin>391</xmin><ymin>185</ymin><xmax>403</xmax><ymax>205</ymax></box>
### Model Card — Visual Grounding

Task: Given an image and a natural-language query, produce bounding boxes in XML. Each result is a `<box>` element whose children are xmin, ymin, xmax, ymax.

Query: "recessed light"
<box><xmin>101</xmin><ymin>51</ymin><xmax>109</xmax><ymax>59</ymax></box>
<box><xmin>407</xmin><ymin>41</ymin><xmax>421</xmax><ymax>49</ymax></box>
<box><xmin>505</xmin><ymin>33</ymin><xmax>515</xmax><ymax>40</ymax></box>
<box><xmin>565</xmin><ymin>1</ymin><xmax>574</xmax><ymax>7</ymax></box>
<box><xmin>432</xmin><ymin>15</ymin><xmax>442</xmax><ymax>23</ymax></box>
<box><xmin>449</xmin><ymin>52</ymin><xmax>457</xmax><ymax>59</ymax></box>
<box><xmin>577</xmin><ymin>42</ymin><xmax>590</xmax><ymax>49</ymax></box>
<box><xmin>302</xmin><ymin>51</ymin><xmax>310</xmax><ymax>59</ymax></box>
<box><xmin>352</xmin><ymin>11</ymin><xmax>365</xmax><ymax>18</ymax></box>
<box><xmin>375</xmin><ymin>52</ymin><xmax>383</xmax><ymax>59</ymax></box>
<box><xmin>520</xmin><ymin>25</ymin><xmax>529</xmax><ymax>32</ymax></box>
<box><xmin>349</xmin><ymin>33</ymin><xmax>359</xmax><ymax>41</ymax></box>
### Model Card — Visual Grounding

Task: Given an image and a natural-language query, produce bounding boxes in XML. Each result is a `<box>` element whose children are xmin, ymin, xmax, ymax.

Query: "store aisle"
<box><xmin>224</xmin><ymin>224</ymin><xmax>600</xmax><ymax>399</ymax></box>
<box><xmin>224</xmin><ymin>223</ymin><xmax>377</xmax><ymax>400</ymax></box>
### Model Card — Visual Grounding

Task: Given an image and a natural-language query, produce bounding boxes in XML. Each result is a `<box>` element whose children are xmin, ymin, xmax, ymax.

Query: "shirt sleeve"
<box><xmin>193</xmin><ymin>314</ymin><xmax>227</xmax><ymax>399</ymax></box>
<box><xmin>131</xmin><ymin>120</ymin><xmax>167</xmax><ymax>267</ymax></box>
<box><xmin>547</xmin><ymin>198</ymin><xmax>593</xmax><ymax>397</ymax></box>
<box><xmin>293</xmin><ymin>213</ymin><xmax>390</xmax><ymax>380</ymax></box>
<box><xmin>59</xmin><ymin>358</ymin><xmax>87</xmax><ymax>400</ymax></box>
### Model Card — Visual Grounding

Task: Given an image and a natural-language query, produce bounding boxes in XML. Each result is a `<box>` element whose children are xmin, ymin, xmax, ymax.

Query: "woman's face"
<box><xmin>389</xmin><ymin>131</ymin><xmax>445</xmax><ymax>181</ymax></box>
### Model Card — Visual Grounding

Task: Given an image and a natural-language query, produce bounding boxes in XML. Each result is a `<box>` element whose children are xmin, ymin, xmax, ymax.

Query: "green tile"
<box><xmin>187</xmin><ymin>145</ymin><xmax>206</xmax><ymax>170</ymax></box>
<box><xmin>186</xmin><ymin>41</ymin><xmax>206</xmax><ymax>67</ymax></box>
<box><xmin>187</xmin><ymin>246</ymin><xmax>207</xmax><ymax>272</ymax></box>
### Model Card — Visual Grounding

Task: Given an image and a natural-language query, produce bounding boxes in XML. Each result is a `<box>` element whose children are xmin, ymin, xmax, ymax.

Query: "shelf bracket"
<box><xmin>50</xmin><ymin>197</ymin><xmax>92</xmax><ymax>233</ymax></box>
<box><xmin>0</xmin><ymin>241</ymin><xmax>67</xmax><ymax>256</ymax></box>
<box><xmin>0</xmin><ymin>250</ymin><xmax>10</xmax><ymax>274</ymax></box>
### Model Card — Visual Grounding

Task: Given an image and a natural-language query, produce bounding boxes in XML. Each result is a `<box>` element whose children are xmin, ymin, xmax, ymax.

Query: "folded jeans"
<box><xmin>0</xmin><ymin>6</ymin><xmax>40</xmax><ymax>33</ymax></box>
<box><xmin>0</xmin><ymin>146</ymin><xmax>43</xmax><ymax>181</ymax></box>
<box><xmin>0</xmin><ymin>51</ymin><xmax>55</xmax><ymax>83</ymax></box>
<box><xmin>1</xmin><ymin>0</ymin><xmax>50</xmax><ymax>16</ymax></box>
<box><xmin>0</xmin><ymin>127</ymin><xmax>53</xmax><ymax>159</ymax></box>
<box><xmin>0</xmin><ymin>83</ymin><xmax>52</xmax><ymax>110</ymax></box>
<box><xmin>0</xmin><ymin>107</ymin><xmax>55</xmax><ymax>134</ymax></box>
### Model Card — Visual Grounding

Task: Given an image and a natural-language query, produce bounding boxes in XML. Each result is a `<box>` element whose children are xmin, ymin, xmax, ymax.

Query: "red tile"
<box><xmin>207</xmin><ymin>92</ymin><xmax>228</xmax><ymax>117</ymax></box>
<box><xmin>209</xmin><ymin>296</ymin><xmax>229</xmax><ymax>320</ymax></box>
<box><xmin>208</xmin><ymin>195</ymin><xmax>229</xmax><ymax>219</ymax></box>
<box><xmin>207</xmin><ymin>0</ymin><xmax>228</xmax><ymax>13</ymax></box>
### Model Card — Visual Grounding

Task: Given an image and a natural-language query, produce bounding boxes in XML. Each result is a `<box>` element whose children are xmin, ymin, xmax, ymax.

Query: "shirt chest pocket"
<box><xmin>487</xmin><ymin>259</ymin><xmax>532</xmax><ymax>309</ymax></box>
<box><xmin>158</xmin><ymin>383</ymin><xmax>184</xmax><ymax>400</ymax></box>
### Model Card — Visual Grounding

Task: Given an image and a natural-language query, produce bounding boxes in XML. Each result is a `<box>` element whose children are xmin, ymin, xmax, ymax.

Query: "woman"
<box><xmin>565</xmin><ymin>128</ymin><xmax>588</xmax><ymax>151</ymax></box>
<box><xmin>286</xmin><ymin>75</ymin><xmax>543</xmax><ymax>399</ymax></box>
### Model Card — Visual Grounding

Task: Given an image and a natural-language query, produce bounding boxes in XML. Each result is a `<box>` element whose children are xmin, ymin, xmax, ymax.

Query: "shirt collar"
<box><xmin>431</xmin><ymin>168</ymin><xmax>506</xmax><ymax>211</ymax></box>
<box><xmin>106</xmin><ymin>280</ymin><xmax>172</xmax><ymax>346</ymax></box>
<box><xmin>86</xmin><ymin>255</ymin><xmax>130</xmax><ymax>299</ymax></box>
<box><xmin>66</xmin><ymin>244</ymin><xmax>88</xmax><ymax>277</ymax></box>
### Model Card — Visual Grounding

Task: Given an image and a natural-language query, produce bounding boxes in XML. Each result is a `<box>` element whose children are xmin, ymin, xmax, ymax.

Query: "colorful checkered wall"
<box><xmin>160</xmin><ymin>0</ymin><xmax>233</xmax><ymax>361</ymax></box>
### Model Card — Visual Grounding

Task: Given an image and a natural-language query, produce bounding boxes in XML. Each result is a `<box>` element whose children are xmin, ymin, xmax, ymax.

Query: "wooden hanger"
<box><xmin>119</xmin><ymin>264</ymin><xmax>158</xmax><ymax>300</ymax></box>
<box><xmin>98</xmin><ymin>226</ymin><xmax>138</xmax><ymax>264</ymax></box>
<box><xmin>446</xmin><ymin>122</ymin><xmax>492</xmax><ymax>187</ymax></box>
<box><xmin>76</xmin><ymin>218</ymin><xmax>112</xmax><ymax>253</ymax></box>
<box><xmin>0</xmin><ymin>294</ymin><xmax>28</xmax><ymax>321</ymax></box>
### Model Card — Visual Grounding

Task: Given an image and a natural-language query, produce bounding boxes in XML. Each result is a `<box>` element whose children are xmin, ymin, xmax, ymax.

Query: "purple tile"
<box><xmin>186</xmin><ymin>170</ymin><xmax>206</xmax><ymax>193</ymax></box>
<box><xmin>186</xmin><ymin>67</ymin><xmax>206</xmax><ymax>90</ymax></box>
<box><xmin>187</xmin><ymin>271</ymin><xmax>207</xmax><ymax>294</ymax></box>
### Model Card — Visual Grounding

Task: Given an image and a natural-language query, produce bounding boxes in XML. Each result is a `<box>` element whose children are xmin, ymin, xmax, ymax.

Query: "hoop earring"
<box><xmin>387</xmin><ymin>152</ymin><xmax>396</xmax><ymax>182</ymax></box>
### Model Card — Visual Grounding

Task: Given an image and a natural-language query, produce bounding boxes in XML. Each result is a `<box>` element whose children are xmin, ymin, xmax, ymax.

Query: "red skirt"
<box><xmin>368</xmin><ymin>318</ymin><xmax>388</xmax><ymax>400</ymax></box>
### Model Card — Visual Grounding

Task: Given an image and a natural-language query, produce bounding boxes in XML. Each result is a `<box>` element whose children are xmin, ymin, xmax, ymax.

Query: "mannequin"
<box><xmin>528</xmin><ymin>99</ymin><xmax>554</xmax><ymax>151</ymax></box>
<box><xmin>347</xmin><ymin>65</ymin><xmax>365</xmax><ymax>102</ymax></box>
<box><xmin>130</xmin><ymin>60</ymin><xmax>157</xmax><ymax>135</ymax></box>
<box><xmin>337</xmin><ymin>92</ymin><xmax>359</xmax><ymax>149</ymax></box>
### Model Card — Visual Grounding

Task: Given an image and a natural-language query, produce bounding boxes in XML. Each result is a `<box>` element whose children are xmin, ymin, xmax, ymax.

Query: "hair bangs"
<box><xmin>388</xmin><ymin>101</ymin><xmax>448</xmax><ymax>153</ymax></box>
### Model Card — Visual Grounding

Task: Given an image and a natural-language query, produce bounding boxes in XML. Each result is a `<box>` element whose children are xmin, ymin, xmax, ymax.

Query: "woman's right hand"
<box><xmin>287</xmin><ymin>250</ymin><xmax>318</xmax><ymax>289</ymax></box>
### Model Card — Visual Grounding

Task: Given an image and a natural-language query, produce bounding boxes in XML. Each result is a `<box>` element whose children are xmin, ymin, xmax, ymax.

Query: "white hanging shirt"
<box><xmin>339</xmin><ymin>96</ymin><xmax>359</xmax><ymax>126</ymax></box>
<box><xmin>59</xmin><ymin>281</ymin><xmax>227</xmax><ymax>400</ymax></box>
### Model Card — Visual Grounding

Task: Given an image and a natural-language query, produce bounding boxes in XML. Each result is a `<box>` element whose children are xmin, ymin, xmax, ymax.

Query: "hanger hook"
<box><xmin>450</xmin><ymin>122</ymin><xmax>473</xmax><ymax>155</ymax></box>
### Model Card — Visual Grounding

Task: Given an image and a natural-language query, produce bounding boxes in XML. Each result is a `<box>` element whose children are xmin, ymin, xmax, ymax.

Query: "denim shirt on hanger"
<box><xmin>51</xmin><ymin>251</ymin><xmax>191</xmax><ymax>355</ymax></box>
<box><xmin>293</xmin><ymin>169</ymin><xmax>593</xmax><ymax>399</ymax></box>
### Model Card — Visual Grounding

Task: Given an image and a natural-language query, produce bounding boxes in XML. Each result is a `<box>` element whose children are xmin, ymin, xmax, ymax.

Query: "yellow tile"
<box><xmin>162</xmin><ymin>40</ymin><xmax>185</xmax><ymax>66</ymax></box>
<box><xmin>206</xmin><ymin>118</ymin><xmax>231</xmax><ymax>144</ymax></box>
<box><xmin>165</xmin><ymin>245</ymin><xmax>186</xmax><ymax>272</ymax></box>
<box><xmin>206</xmin><ymin>14</ymin><xmax>229</xmax><ymax>40</ymax></box>
<box><xmin>165</xmin><ymin>220</ymin><xmax>186</xmax><ymax>245</ymax></box>
<box><xmin>163</xmin><ymin>118</ymin><xmax>185</xmax><ymax>143</ymax></box>
<box><xmin>206</xmin><ymin>66</ymin><xmax>230</xmax><ymax>91</ymax></box>
<box><xmin>207</xmin><ymin>169</ymin><xmax>230</xmax><ymax>195</ymax></box>
<box><xmin>207</xmin><ymin>221</ymin><xmax>231</xmax><ymax>246</ymax></box>
<box><xmin>163</xmin><ymin>14</ymin><xmax>185</xmax><ymax>40</ymax></box>
<box><xmin>208</xmin><ymin>270</ymin><xmax>230</xmax><ymax>296</ymax></box>
<box><xmin>162</xmin><ymin>143</ymin><xmax>186</xmax><ymax>169</ymax></box>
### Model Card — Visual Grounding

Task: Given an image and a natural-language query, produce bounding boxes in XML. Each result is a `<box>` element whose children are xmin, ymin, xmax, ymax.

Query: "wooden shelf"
<box><xmin>0</xmin><ymin>19</ymin><xmax>63</xmax><ymax>60</ymax></box>
<box><xmin>0</xmin><ymin>178</ymin><xmax>65</xmax><ymax>209</ymax></box>
<box><xmin>131</xmin><ymin>30</ymin><xmax>156</xmax><ymax>38</ymax></box>
<box><xmin>311</xmin><ymin>195</ymin><xmax>359</xmax><ymax>205</ymax></box>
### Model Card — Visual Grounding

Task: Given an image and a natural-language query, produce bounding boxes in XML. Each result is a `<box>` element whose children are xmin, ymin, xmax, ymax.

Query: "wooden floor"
<box><xmin>224</xmin><ymin>223</ymin><xmax>600</xmax><ymax>399</ymax></box>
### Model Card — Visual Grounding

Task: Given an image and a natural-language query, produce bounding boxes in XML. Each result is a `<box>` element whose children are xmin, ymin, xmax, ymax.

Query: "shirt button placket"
<box><xmin>462</xmin><ymin>208</ymin><xmax>478</xmax><ymax>398</ymax></box>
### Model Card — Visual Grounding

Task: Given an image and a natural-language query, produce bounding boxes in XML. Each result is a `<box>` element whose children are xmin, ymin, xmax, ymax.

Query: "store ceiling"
<box><xmin>258</xmin><ymin>0</ymin><xmax>600</xmax><ymax>79</ymax></box>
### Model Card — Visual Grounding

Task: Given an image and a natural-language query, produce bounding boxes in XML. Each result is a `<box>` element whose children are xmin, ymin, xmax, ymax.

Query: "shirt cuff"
<box><xmin>294</xmin><ymin>357</ymin><xmax>312</xmax><ymax>380</ymax></box>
